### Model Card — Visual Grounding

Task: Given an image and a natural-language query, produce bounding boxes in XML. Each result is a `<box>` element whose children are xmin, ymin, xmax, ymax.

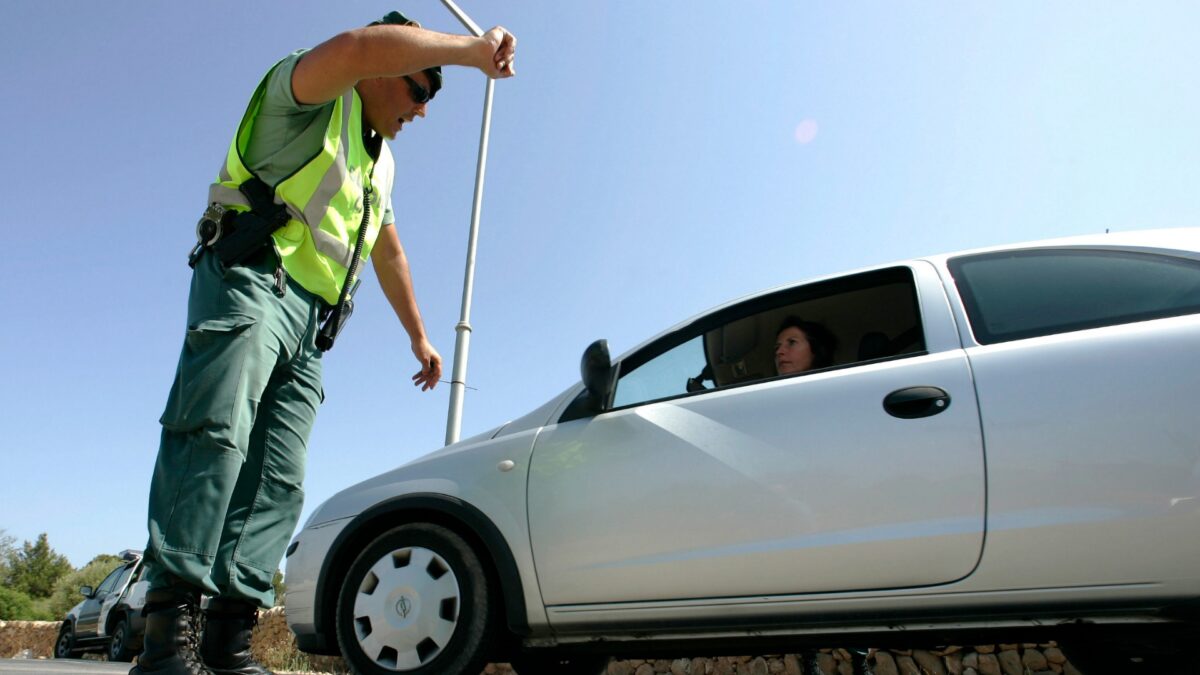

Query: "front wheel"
<box><xmin>53</xmin><ymin>623</ymin><xmax>75</xmax><ymax>659</ymax></box>
<box><xmin>336</xmin><ymin>523</ymin><xmax>497</xmax><ymax>675</ymax></box>
<box><xmin>108</xmin><ymin>615</ymin><xmax>137</xmax><ymax>662</ymax></box>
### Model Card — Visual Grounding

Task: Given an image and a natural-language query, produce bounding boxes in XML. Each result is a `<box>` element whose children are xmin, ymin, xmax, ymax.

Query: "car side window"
<box><xmin>95</xmin><ymin>566</ymin><xmax>124</xmax><ymax>596</ymax></box>
<box><xmin>112</xmin><ymin>564</ymin><xmax>135</xmax><ymax>593</ymax></box>
<box><xmin>597</xmin><ymin>266</ymin><xmax>924</xmax><ymax>413</ymax></box>
<box><xmin>612</xmin><ymin>336</ymin><xmax>706</xmax><ymax>408</ymax></box>
<box><xmin>949</xmin><ymin>249</ymin><xmax>1200</xmax><ymax>345</ymax></box>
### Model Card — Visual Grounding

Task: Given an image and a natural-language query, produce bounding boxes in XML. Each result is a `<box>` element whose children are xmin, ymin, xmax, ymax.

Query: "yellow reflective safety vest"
<box><xmin>207</xmin><ymin>64</ymin><xmax>394</xmax><ymax>305</ymax></box>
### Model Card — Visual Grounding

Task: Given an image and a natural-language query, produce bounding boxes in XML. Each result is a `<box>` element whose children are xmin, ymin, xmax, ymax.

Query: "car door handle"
<box><xmin>883</xmin><ymin>386</ymin><xmax>951</xmax><ymax>419</ymax></box>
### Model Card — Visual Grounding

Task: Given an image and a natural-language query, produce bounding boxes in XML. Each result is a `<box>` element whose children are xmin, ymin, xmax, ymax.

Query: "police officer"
<box><xmin>134</xmin><ymin>11</ymin><xmax>516</xmax><ymax>675</ymax></box>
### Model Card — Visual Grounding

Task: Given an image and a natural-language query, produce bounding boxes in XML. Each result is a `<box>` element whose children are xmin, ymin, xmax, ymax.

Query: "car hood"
<box><xmin>304</xmin><ymin>384</ymin><xmax>576</xmax><ymax>528</ymax></box>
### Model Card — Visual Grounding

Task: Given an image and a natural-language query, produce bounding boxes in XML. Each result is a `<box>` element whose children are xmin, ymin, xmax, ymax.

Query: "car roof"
<box><xmin>918</xmin><ymin>227</ymin><xmax>1200</xmax><ymax>266</ymax></box>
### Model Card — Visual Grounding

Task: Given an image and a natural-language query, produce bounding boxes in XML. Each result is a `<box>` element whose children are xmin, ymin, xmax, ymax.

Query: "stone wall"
<box><xmin>0</xmin><ymin>620</ymin><xmax>59</xmax><ymax>660</ymax></box>
<box><xmin>590</xmin><ymin>645</ymin><xmax>1082</xmax><ymax>675</ymax></box>
<box><xmin>2</xmin><ymin>611</ymin><xmax>1084</xmax><ymax>675</ymax></box>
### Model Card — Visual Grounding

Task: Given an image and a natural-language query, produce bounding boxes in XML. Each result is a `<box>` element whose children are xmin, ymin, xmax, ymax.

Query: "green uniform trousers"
<box><xmin>144</xmin><ymin>249</ymin><xmax>323</xmax><ymax>607</ymax></box>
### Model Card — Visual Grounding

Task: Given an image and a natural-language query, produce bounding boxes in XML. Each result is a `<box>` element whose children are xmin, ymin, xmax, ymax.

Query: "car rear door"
<box><xmin>526</xmin><ymin>263</ymin><xmax>985</xmax><ymax>606</ymax></box>
<box><xmin>945</xmin><ymin>246</ymin><xmax>1200</xmax><ymax>588</ymax></box>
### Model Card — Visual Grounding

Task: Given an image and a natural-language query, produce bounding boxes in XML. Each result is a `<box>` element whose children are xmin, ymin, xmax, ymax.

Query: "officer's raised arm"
<box><xmin>293</xmin><ymin>21</ymin><xmax>517</xmax><ymax>105</ymax></box>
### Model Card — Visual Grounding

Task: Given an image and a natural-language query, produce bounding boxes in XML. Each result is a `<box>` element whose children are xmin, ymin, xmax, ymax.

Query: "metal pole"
<box><xmin>440</xmin><ymin>0</ymin><xmax>492</xmax><ymax>445</ymax></box>
<box><xmin>440</xmin><ymin>0</ymin><xmax>484</xmax><ymax>36</ymax></box>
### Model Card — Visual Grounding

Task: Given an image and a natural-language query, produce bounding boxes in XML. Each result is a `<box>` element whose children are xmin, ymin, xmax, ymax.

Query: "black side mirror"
<box><xmin>559</xmin><ymin>339</ymin><xmax>618</xmax><ymax>423</ymax></box>
<box><xmin>581</xmin><ymin>339</ymin><xmax>616</xmax><ymax>411</ymax></box>
<box><xmin>79</xmin><ymin>585</ymin><xmax>94</xmax><ymax>598</ymax></box>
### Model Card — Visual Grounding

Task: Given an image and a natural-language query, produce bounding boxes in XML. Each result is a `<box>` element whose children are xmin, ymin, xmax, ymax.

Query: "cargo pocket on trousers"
<box><xmin>159</xmin><ymin>314</ymin><xmax>258</xmax><ymax>433</ymax></box>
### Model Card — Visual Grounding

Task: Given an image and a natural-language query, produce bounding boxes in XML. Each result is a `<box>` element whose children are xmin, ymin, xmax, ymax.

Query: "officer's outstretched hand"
<box><xmin>411</xmin><ymin>339</ymin><xmax>443</xmax><ymax>392</ymax></box>
<box><xmin>479</xmin><ymin>26</ymin><xmax>516</xmax><ymax>78</ymax></box>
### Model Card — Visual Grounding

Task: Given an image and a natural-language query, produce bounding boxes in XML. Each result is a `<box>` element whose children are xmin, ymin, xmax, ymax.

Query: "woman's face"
<box><xmin>774</xmin><ymin>326</ymin><xmax>814</xmax><ymax>374</ymax></box>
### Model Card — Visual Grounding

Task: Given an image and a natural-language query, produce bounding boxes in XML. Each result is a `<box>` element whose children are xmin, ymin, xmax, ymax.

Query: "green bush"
<box><xmin>28</xmin><ymin>596</ymin><xmax>60</xmax><ymax>622</ymax></box>
<box><xmin>0</xmin><ymin>586</ymin><xmax>35</xmax><ymax>620</ymax></box>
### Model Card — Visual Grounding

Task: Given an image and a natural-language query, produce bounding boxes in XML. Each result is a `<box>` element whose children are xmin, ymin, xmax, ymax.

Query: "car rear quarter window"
<box><xmin>948</xmin><ymin>248</ymin><xmax>1200</xmax><ymax>345</ymax></box>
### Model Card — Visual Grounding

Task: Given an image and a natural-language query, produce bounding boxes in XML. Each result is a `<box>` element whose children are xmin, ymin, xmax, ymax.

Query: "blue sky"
<box><xmin>2</xmin><ymin>1</ymin><xmax>1198</xmax><ymax>567</ymax></box>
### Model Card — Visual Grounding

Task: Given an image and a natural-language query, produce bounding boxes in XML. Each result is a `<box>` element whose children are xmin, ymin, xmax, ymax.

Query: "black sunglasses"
<box><xmin>403</xmin><ymin>75</ymin><xmax>433</xmax><ymax>104</ymax></box>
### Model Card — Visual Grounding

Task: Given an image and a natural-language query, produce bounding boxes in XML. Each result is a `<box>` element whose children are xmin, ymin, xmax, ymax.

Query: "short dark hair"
<box><xmin>416</xmin><ymin>67</ymin><xmax>442</xmax><ymax>99</ymax></box>
<box><xmin>776</xmin><ymin>316</ymin><xmax>837</xmax><ymax>369</ymax></box>
<box><xmin>369</xmin><ymin>11</ymin><xmax>443</xmax><ymax>97</ymax></box>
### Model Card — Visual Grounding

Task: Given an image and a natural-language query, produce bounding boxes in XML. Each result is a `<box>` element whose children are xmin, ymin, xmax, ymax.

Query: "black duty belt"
<box><xmin>187</xmin><ymin>176</ymin><xmax>367</xmax><ymax>352</ymax></box>
<box><xmin>189</xmin><ymin>178</ymin><xmax>289</xmax><ymax>270</ymax></box>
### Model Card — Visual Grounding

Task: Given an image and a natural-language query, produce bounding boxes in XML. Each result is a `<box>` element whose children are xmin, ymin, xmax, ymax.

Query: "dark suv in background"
<box><xmin>54</xmin><ymin>550</ymin><xmax>147</xmax><ymax>662</ymax></box>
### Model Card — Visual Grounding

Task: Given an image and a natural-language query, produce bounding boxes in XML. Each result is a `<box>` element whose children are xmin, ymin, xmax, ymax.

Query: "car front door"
<box><xmin>76</xmin><ymin>565</ymin><xmax>124</xmax><ymax>637</ymax></box>
<box><xmin>96</xmin><ymin>562</ymin><xmax>137</xmax><ymax>637</ymax></box>
<box><xmin>527</xmin><ymin>263</ymin><xmax>985</xmax><ymax>606</ymax></box>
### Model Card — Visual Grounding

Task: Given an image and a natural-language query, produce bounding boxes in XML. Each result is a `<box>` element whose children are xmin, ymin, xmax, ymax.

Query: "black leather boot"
<box><xmin>130</xmin><ymin>588</ymin><xmax>212</xmax><ymax>675</ymax></box>
<box><xmin>200</xmin><ymin>598</ymin><xmax>274</xmax><ymax>675</ymax></box>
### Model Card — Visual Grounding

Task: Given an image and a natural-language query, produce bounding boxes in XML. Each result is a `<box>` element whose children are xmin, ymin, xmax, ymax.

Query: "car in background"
<box><xmin>55</xmin><ymin>549</ymin><xmax>147</xmax><ymax>662</ymax></box>
<box><xmin>284</xmin><ymin>229</ymin><xmax>1200</xmax><ymax>675</ymax></box>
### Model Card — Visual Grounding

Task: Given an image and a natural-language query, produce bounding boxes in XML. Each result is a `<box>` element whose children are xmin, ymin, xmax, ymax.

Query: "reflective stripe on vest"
<box><xmin>207</xmin><ymin>62</ymin><xmax>393</xmax><ymax>305</ymax></box>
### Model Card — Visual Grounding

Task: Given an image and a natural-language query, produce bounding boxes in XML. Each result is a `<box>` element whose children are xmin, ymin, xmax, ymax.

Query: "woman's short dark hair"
<box><xmin>776</xmin><ymin>316</ymin><xmax>837</xmax><ymax>369</ymax></box>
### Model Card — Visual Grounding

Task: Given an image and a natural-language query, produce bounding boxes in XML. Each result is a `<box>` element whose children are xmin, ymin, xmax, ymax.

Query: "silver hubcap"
<box><xmin>352</xmin><ymin>546</ymin><xmax>460</xmax><ymax>671</ymax></box>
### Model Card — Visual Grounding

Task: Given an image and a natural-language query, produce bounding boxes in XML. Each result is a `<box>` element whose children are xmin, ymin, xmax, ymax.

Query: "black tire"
<box><xmin>336</xmin><ymin>523</ymin><xmax>497</xmax><ymax>675</ymax></box>
<box><xmin>53</xmin><ymin>622</ymin><xmax>75</xmax><ymax>659</ymax></box>
<box><xmin>510</xmin><ymin>652</ymin><xmax>611</xmax><ymax>675</ymax></box>
<box><xmin>108</xmin><ymin>615</ymin><xmax>138</xmax><ymax>662</ymax></box>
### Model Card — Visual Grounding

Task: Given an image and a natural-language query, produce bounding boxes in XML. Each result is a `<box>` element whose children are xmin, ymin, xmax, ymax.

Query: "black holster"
<box><xmin>316</xmin><ymin>280</ymin><xmax>359</xmax><ymax>352</ymax></box>
<box><xmin>212</xmin><ymin>179</ymin><xmax>290</xmax><ymax>267</ymax></box>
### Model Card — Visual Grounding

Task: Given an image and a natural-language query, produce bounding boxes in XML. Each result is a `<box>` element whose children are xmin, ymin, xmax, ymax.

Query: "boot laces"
<box><xmin>181</xmin><ymin>597</ymin><xmax>209</xmax><ymax>672</ymax></box>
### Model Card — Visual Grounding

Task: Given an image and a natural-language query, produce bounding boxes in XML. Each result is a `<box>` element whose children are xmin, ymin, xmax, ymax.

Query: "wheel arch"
<box><xmin>313</xmin><ymin>493</ymin><xmax>531</xmax><ymax>644</ymax></box>
<box><xmin>54</xmin><ymin>619</ymin><xmax>76</xmax><ymax>658</ymax></box>
<box><xmin>106</xmin><ymin>605</ymin><xmax>136</xmax><ymax>639</ymax></box>
<box><xmin>105</xmin><ymin>607</ymin><xmax>123</xmax><ymax>632</ymax></box>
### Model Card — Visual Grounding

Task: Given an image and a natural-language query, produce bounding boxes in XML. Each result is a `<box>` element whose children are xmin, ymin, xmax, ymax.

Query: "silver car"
<box><xmin>285</xmin><ymin>229</ymin><xmax>1200</xmax><ymax>675</ymax></box>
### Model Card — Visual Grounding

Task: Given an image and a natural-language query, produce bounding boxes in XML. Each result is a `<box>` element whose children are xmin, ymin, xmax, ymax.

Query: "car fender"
<box><xmin>110</xmin><ymin>583</ymin><xmax>148</xmax><ymax>639</ymax></box>
<box><xmin>310</xmin><ymin>426</ymin><xmax>547</xmax><ymax>640</ymax></box>
<box><xmin>315</xmin><ymin>492</ymin><xmax>533</xmax><ymax>640</ymax></box>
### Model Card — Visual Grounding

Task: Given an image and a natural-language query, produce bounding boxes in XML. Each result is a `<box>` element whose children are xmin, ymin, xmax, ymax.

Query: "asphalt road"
<box><xmin>0</xmin><ymin>660</ymin><xmax>129</xmax><ymax>674</ymax></box>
